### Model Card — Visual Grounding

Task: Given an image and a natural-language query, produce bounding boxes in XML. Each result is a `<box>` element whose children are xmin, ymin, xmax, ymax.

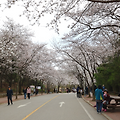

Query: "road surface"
<box><xmin>0</xmin><ymin>93</ymin><xmax>108</xmax><ymax>120</ymax></box>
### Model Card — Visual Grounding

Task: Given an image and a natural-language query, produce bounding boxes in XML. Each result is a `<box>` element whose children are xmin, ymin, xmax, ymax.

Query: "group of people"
<box><xmin>95</xmin><ymin>84</ymin><xmax>110</xmax><ymax>114</ymax></box>
<box><xmin>7</xmin><ymin>86</ymin><xmax>32</xmax><ymax>106</ymax></box>
<box><xmin>23</xmin><ymin>87</ymin><xmax>31</xmax><ymax>99</ymax></box>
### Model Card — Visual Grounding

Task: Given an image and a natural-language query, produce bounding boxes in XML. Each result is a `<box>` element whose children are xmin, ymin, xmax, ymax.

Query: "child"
<box><xmin>102</xmin><ymin>89</ymin><xmax>110</xmax><ymax>112</ymax></box>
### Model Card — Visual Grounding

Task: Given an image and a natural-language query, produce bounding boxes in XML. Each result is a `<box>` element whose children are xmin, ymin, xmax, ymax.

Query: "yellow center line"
<box><xmin>22</xmin><ymin>95</ymin><xmax>59</xmax><ymax>120</ymax></box>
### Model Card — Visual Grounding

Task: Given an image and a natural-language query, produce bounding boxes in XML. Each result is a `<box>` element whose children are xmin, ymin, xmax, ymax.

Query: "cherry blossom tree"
<box><xmin>53</xmin><ymin>37</ymin><xmax>116</xmax><ymax>98</ymax></box>
<box><xmin>0</xmin><ymin>18</ymin><xmax>33</xmax><ymax>87</ymax></box>
<box><xmin>0</xmin><ymin>0</ymin><xmax>120</xmax><ymax>95</ymax></box>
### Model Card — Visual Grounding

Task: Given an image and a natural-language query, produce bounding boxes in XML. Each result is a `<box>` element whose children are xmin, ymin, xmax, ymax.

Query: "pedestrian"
<box><xmin>102</xmin><ymin>84</ymin><xmax>105</xmax><ymax>92</ymax></box>
<box><xmin>85</xmin><ymin>86</ymin><xmax>88</xmax><ymax>95</ymax></box>
<box><xmin>95</xmin><ymin>85</ymin><xmax>104</xmax><ymax>114</ymax></box>
<box><xmin>77</xmin><ymin>85</ymin><xmax>81</xmax><ymax>98</ymax></box>
<box><xmin>35</xmin><ymin>88</ymin><xmax>38</xmax><ymax>95</ymax></box>
<box><xmin>54</xmin><ymin>88</ymin><xmax>55</xmax><ymax>93</ymax></box>
<box><xmin>27</xmin><ymin>87</ymin><xmax>31</xmax><ymax>99</ymax></box>
<box><xmin>33</xmin><ymin>89</ymin><xmax>36</xmax><ymax>94</ymax></box>
<box><xmin>7</xmin><ymin>86</ymin><xmax>13</xmax><ymax>105</ymax></box>
<box><xmin>23</xmin><ymin>87</ymin><xmax>27</xmax><ymax>99</ymax></box>
<box><xmin>102</xmin><ymin>89</ymin><xmax>110</xmax><ymax>112</ymax></box>
<box><xmin>66</xmin><ymin>88</ymin><xmax>69</xmax><ymax>93</ymax></box>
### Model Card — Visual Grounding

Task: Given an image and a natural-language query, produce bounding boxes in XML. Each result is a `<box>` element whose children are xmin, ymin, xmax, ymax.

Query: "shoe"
<box><xmin>102</xmin><ymin>108</ymin><xmax>104</xmax><ymax>111</ymax></box>
<box><xmin>99</xmin><ymin>112</ymin><xmax>101</xmax><ymax>114</ymax></box>
<box><xmin>7</xmin><ymin>104</ymin><xmax>10</xmax><ymax>106</ymax></box>
<box><xmin>104</xmin><ymin>109</ymin><xmax>107</xmax><ymax>112</ymax></box>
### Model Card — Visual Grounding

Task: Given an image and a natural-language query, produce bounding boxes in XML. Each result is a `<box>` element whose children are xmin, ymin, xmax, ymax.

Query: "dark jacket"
<box><xmin>23</xmin><ymin>89</ymin><xmax>27</xmax><ymax>94</ymax></box>
<box><xmin>7</xmin><ymin>89</ymin><xmax>13</xmax><ymax>96</ymax></box>
<box><xmin>104</xmin><ymin>93</ymin><xmax>110</xmax><ymax>104</ymax></box>
<box><xmin>77</xmin><ymin>87</ymin><xmax>81</xmax><ymax>93</ymax></box>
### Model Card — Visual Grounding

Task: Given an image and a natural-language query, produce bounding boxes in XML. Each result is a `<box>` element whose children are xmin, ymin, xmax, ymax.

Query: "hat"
<box><xmin>8</xmin><ymin>86</ymin><xmax>10</xmax><ymax>88</ymax></box>
<box><xmin>104</xmin><ymin>89</ymin><xmax>108</xmax><ymax>92</ymax></box>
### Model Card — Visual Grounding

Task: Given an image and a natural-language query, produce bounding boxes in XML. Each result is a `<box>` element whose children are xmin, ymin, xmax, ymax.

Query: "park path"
<box><xmin>0</xmin><ymin>93</ymin><xmax>120</xmax><ymax>120</ymax></box>
<box><xmin>0</xmin><ymin>93</ymin><xmax>108</xmax><ymax>120</ymax></box>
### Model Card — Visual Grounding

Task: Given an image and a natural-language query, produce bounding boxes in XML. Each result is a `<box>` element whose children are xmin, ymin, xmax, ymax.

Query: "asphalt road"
<box><xmin>0</xmin><ymin>93</ymin><xmax>108</xmax><ymax>120</ymax></box>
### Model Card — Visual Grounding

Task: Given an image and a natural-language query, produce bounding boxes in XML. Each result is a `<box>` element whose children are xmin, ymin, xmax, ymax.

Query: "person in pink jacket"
<box><xmin>27</xmin><ymin>87</ymin><xmax>31</xmax><ymax>99</ymax></box>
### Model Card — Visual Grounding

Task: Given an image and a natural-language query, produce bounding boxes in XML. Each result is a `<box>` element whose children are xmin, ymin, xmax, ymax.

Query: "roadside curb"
<box><xmin>82</xmin><ymin>96</ymin><xmax>113</xmax><ymax>120</ymax></box>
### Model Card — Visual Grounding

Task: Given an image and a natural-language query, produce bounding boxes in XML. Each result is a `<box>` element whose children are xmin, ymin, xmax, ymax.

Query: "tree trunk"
<box><xmin>19</xmin><ymin>79</ymin><xmax>22</xmax><ymax>95</ymax></box>
<box><xmin>92</xmin><ymin>83</ymin><xmax>95</xmax><ymax>101</ymax></box>
<box><xmin>16</xmin><ymin>83</ymin><xmax>18</xmax><ymax>99</ymax></box>
<box><xmin>58</xmin><ymin>83</ymin><xmax>60</xmax><ymax>93</ymax></box>
<box><xmin>41</xmin><ymin>80</ymin><xmax>43</xmax><ymax>94</ymax></box>
<box><xmin>0</xmin><ymin>78</ymin><xmax>2</xmax><ymax>88</ymax></box>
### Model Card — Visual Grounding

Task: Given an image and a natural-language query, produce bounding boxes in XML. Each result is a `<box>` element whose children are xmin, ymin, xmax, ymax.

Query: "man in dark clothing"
<box><xmin>7</xmin><ymin>86</ymin><xmax>13</xmax><ymax>105</ymax></box>
<box><xmin>23</xmin><ymin>87</ymin><xmax>27</xmax><ymax>99</ymax></box>
<box><xmin>77</xmin><ymin>85</ymin><xmax>81</xmax><ymax>98</ymax></box>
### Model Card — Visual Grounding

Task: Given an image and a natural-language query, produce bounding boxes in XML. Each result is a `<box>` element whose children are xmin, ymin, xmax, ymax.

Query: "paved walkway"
<box><xmin>83</xmin><ymin>95</ymin><xmax>120</xmax><ymax>120</ymax></box>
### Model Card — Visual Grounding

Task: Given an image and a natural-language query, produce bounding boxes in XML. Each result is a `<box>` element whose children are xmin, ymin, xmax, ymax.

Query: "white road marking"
<box><xmin>59</xmin><ymin>102</ymin><xmax>65</xmax><ymax>107</ymax></box>
<box><xmin>17</xmin><ymin>102</ymin><xmax>31</xmax><ymax>108</ymax></box>
<box><xmin>77</xmin><ymin>99</ymin><xmax>94</xmax><ymax>120</ymax></box>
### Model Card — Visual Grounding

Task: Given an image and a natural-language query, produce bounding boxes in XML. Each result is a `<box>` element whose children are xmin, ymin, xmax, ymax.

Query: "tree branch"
<box><xmin>87</xmin><ymin>0</ymin><xmax>120</xmax><ymax>3</ymax></box>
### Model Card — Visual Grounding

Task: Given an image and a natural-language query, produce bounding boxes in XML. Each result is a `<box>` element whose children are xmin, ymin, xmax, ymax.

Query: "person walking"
<box><xmin>23</xmin><ymin>87</ymin><xmax>27</xmax><ymax>99</ymax></box>
<box><xmin>95</xmin><ymin>85</ymin><xmax>104</xmax><ymax>114</ymax></box>
<box><xmin>7</xmin><ymin>86</ymin><xmax>13</xmax><ymax>105</ymax></box>
<box><xmin>77</xmin><ymin>85</ymin><xmax>81</xmax><ymax>98</ymax></box>
<box><xmin>27</xmin><ymin>87</ymin><xmax>31</xmax><ymax>99</ymax></box>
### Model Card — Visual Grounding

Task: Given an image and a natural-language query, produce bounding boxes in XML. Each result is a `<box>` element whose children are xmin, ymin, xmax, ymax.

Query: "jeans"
<box><xmin>24</xmin><ymin>93</ymin><xmax>26</xmax><ymax>99</ymax></box>
<box><xmin>96</xmin><ymin>100</ymin><xmax>103</xmax><ymax>112</ymax></box>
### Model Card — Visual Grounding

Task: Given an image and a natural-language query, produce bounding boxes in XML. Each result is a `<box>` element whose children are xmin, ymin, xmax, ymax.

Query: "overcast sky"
<box><xmin>0</xmin><ymin>1</ymin><xmax>72</xmax><ymax>45</ymax></box>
